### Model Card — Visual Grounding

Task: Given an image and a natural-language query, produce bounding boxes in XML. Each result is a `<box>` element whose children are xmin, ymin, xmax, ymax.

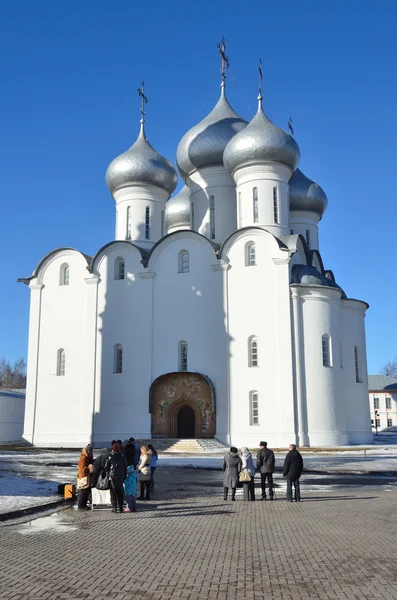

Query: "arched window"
<box><xmin>305</xmin><ymin>229</ymin><xmax>311</xmax><ymax>249</ymax></box>
<box><xmin>114</xmin><ymin>344</ymin><xmax>123</xmax><ymax>374</ymax></box>
<box><xmin>273</xmin><ymin>187</ymin><xmax>278</xmax><ymax>224</ymax></box>
<box><xmin>209</xmin><ymin>195</ymin><xmax>215</xmax><ymax>239</ymax></box>
<box><xmin>179</xmin><ymin>341</ymin><xmax>188</xmax><ymax>372</ymax></box>
<box><xmin>178</xmin><ymin>250</ymin><xmax>189</xmax><ymax>273</ymax></box>
<box><xmin>249</xmin><ymin>391</ymin><xmax>259</xmax><ymax>425</ymax></box>
<box><xmin>354</xmin><ymin>346</ymin><xmax>360</xmax><ymax>382</ymax></box>
<box><xmin>161</xmin><ymin>210</ymin><xmax>165</xmax><ymax>236</ymax></box>
<box><xmin>145</xmin><ymin>206</ymin><xmax>150</xmax><ymax>240</ymax></box>
<box><xmin>253</xmin><ymin>187</ymin><xmax>259</xmax><ymax>223</ymax></box>
<box><xmin>126</xmin><ymin>206</ymin><xmax>132</xmax><ymax>240</ymax></box>
<box><xmin>245</xmin><ymin>242</ymin><xmax>256</xmax><ymax>266</ymax></box>
<box><xmin>191</xmin><ymin>202</ymin><xmax>195</xmax><ymax>230</ymax></box>
<box><xmin>322</xmin><ymin>334</ymin><xmax>331</xmax><ymax>367</ymax></box>
<box><xmin>57</xmin><ymin>349</ymin><xmax>66</xmax><ymax>376</ymax></box>
<box><xmin>238</xmin><ymin>192</ymin><xmax>242</xmax><ymax>227</ymax></box>
<box><xmin>60</xmin><ymin>264</ymin><xmax>70</xmax><ymax>286</ymax></box>
<box><xmin>114</xmin><ymin>257</ymin><xmax>125</xmax><ymax>280</ymax></box>
<box><xmin>248</xmin><ymin>336</ymin><xmax>258</xmax><ymax>367</ymax></box>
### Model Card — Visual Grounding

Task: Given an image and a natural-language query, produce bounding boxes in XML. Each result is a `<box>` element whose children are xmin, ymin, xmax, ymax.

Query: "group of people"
<box><xmin>77</xmin><ymin>438</ymin><xmax>158</xmax><ymax>512</ymax></box>
<box><xmin>222</xmin><ymin>442</ymin><xmax>304</xmax><ymax>502</ymax></box>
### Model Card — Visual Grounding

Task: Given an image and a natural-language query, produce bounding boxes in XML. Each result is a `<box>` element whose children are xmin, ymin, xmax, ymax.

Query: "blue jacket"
<box><xmin>124</xmin><ymin>466</ymin><xmax>138</xmax><ymax>496</ymax></box>
<box><xmin>150</xmin><ymin>454</ymin><xmax>158</xmax><ymax>468</ymax></box>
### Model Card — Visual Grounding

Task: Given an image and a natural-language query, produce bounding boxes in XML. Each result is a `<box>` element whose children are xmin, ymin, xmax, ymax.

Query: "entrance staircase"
<box><xmin>137</xmin><ymin>438</ymin><xmax>228</xmax><ymax>454</ymax></box>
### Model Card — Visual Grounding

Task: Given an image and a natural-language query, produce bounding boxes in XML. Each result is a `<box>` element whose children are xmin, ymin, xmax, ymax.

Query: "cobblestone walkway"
<box><xmin>1</xmin><ymin>468</ymin><xmax>396</xmax><ymax>600</ymax></box>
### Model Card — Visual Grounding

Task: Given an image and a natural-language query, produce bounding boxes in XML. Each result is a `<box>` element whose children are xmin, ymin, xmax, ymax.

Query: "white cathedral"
<box><xmin>19</xmin><ymin>60</ymin><xmax>373</xmax><ymax>448</ymax></box>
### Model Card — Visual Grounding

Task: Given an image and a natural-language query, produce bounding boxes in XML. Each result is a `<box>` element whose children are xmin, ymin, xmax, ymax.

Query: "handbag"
<box><xmin>96</xmin><ymin>470</ymin><xmax>110</xmax><ymax>491</ymax></box>
<box><xmin>239</xmin><ymin>469</ymin><xmax>251</xmax><ymax>483</ymax></box>
<box><xmin>77</xmin><ymin>476</ymin><xmax>89</xmax><ymax>490</ymax></box>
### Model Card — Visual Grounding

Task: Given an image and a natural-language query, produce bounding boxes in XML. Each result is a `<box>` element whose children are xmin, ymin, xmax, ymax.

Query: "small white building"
<box><xmin>0</xmin><ymin>390</ymin><xmax>26</xmax><ymax>443</ymax></box>
<box><xmin>368</xmin><ymin>375</ymin><xmax>397</xmax><ymax>431</ymax></box>
<box><xmin>18</xmin><ymin>70</ymin><xmax>373</xmax><ymax>448</ymax></box>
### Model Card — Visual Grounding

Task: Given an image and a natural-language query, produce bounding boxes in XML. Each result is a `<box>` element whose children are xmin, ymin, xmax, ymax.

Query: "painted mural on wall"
<box><xmin>151</xmin><ymin>372</ymin><xmax>216</xmax><ymax>438</ymax></box>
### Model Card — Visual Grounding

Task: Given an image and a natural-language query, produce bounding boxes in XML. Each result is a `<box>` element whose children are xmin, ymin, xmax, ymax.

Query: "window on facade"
<box><xmin>245</xmin><ymin>242</ymin><xmax>256</xmax><ymax>266</ymax></box>
<box><xmin>179</xmin><ymin>341</ymin><xmax>188</xmax><ymax>372</ymax></box>
<box><xmin>114</xmin><ymin>257</ymin><xmax>125</xmax><ymax>280</ymax></box>
<box><xmin>178</xmin><ymin>250</ymin><xmax>189</xmax><ymax>273</ymax></box>
<box><xmin>191</xmin><ymin>202</ymin><xmax>195</xmax><ymax>230</ymax></box>
<box><xmin>161</xmin><ymin>210</ymin><xmax>165</xmax><ymax>236</ymax></box>
<box><xmin>386</xmin><ymin>397</ymin><xmax>392</xmax><ymax>409</ymax></box>
<box><xmin>60</xmin><ymin>264</ymin><xmax>70</xmax><ymax>286</ymax></box>
<box><xmin>126</xmin><ymin>206</ymin><xmax>132</xmax><ymax>240</ymax></box>
<box><xmin>305</xmin><ymin>229</ymin><xmax>311</xmax><ymax>249</ymax></box>
<box><xmin>375</xmin><ymin>418</ymin><xmax>381</xmax><ymax>428</ymax></box>
<box><xmin>57</xmin><ymin>349</ymin><xmax>66</xmax><ymax>376</ymax></box>
<box><xmin>273</xmin><ymin>187</ymin><xmax>278</xmax><ymax>224</ymax></box>
<box><xmin>145</xmin><ymin>206</ymin><xmax>150</xmax><ymax>240</ymax></box>
<box><xmin>248</xmin><ymin>336</ymin><xmax>258</xmax><ymax>367</ymax></box>
<box><xmin>322</xmin><ymin>335</ymin><xmax>331</xmax><ymax>367</ymax></box>
<box><xmin>250</xmin><ymin>391</ymin><xmax>259</xmax><ymax>425</ymax></box>
<box><xmin>354</xmin><ymin>346</ymin><xmax>360</xmax><ymax>382</ymax></box>
<box><xmin>253</xmin><ymin>187</ymin><xmax>259</xmax><ymax>223</ymax></box>
<box><xmin>209</xmin><ymin>195</ymin><xmax>215</xmax><ymax>239</ymax></box>
<box><xmin>373</xmin><ymin>397</ymin><xmax>380</xmax><ymax>409</ymax></box>
<box><xmin>387</xmin><ymin>418</ymin><xmax>393</xmax><ymax>428</ymax></box>
<box><xmin>114</xmin><ymin>344</ymin><xmax>123</xmax><ymax>374</ymax></box>
<box><xmin>238</xmin><ymin>192</ymin><xmax>242</xmax><ymax>228</ymax></box>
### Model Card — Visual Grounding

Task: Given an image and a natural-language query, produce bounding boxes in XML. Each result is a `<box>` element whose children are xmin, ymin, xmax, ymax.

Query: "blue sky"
<box><xmin>0</xmin><ymin>0</ymin><xmax>396</xmax><ymax>373</ymax></box>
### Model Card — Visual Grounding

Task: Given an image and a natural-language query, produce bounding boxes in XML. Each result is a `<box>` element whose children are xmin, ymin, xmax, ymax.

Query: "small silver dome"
<box><xmin>289</xmin><ymin>168</ymin><xmax>328</xmax><ymax>217</ymax></box>
<box><xmin>106</xmin><ymin>123</ymin><xmax>178</xmax><ymax>196</ymax></box>
<box><xmin>176</xmin><ymin>86</ymin><xmax>248</xmax><ymax>180</ymax></box>
<box><xmin>223</xmin><ymin>96</ymin><xmax>300</xmax><ymax>174</ymax></box>
<box><xmin>165</xmin><ymin>185</ymin><xmax>191</xmax><ymax>232</ymax></box>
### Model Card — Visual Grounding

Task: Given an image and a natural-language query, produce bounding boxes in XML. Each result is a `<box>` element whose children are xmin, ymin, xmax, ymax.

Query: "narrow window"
<box><xmin>273</xmin><ymin>187</ymin><xmax>278</xmax><ymax>223</ymax></box>
<box><xmin>387</xmin><ymin>418</ymin><xmax>393</xmax><ymax>428</ymax></box>
<box><xmin>238</xmin><ymin>192</ymin><xmax>242</xmax><ymax>227</ymax></box>
<box><xmin>60</xmin><ymin>264</ymin><xmax>70</xmax><ymax>286</ymax></box>
<box><xmin>145</xmin><ymin>206</ymin><xmax>150</xmax><ymax>240</ymax></box>
<box><xmin>354</xmin><ymin>345</ymin><xmax>360</xmax><ymax>382</ymax></box>
<box><xmin>322</xmin><ymin>335</ymin><xmax>331</xmax><ymax>367</ymax></box>
<box><xmin>161</xmin><ymin>210</ymin><xmax>165</xmax><ymax>236</ymax></box>
<box><xmin>306</xmin><ymin>229</ymin><xmax>311</xmax><ymax>249</ymax></box>
<box><xmin>373</xmin><ymin>397</ymin><xmax>380</xmax><ymax>410</ymax></box>
<box><xmin>114</xmin><ymin>344</ymin><xmax>123</xmax><ymax>374</ymax></box>
<box><xmin>386</xmin><ymin>398</ymin><xmax>392</xmax><ymax>409</ymax></box>
<box><xmin>245</xmin><ymin>242</ymin><xmax>256</xmax><ymax>266</ymax></box>
<box><xmin>250</xmin><ymin>391</ymin><xmax>259</xmax><ymax>425</ymax></box>
<box><xmin>178</xmin><ymin>250</ymin><xmax>189</xmax><ymax>273</ymax></box>
<box><xmin>375</xmin><ymin>418</ymin><xmax>381</xmax><ymax>428</ymax></box>
<box><xmin>248</xmin><ymin>336</ymin><xmax>258</xmax><ymax>367</ymax></box>
<box><xmin>114</xmin><ymin>257</ymin><xmax>125</xmax><ymax>280</ymax></box>
<box><xmin>179</xmin><ymin>341</ymin><xmax>188</xmax><ymax>372</ymax></box>
<box><xmin>191</xmin><ymin>202</ymin><xmax>195</xmax><ymax>230</ymax></box>
<box><xmin>57</xmin><ymin>349</ymin><xmax>66</xmax><ymax>376</ymax></box>
<box><xmin>253</xmin><ymin>187</ymin><xmax>259</xmax><ymax>223</ymax></box>
<box><xmin>290</xmin><ymin>228</ymin><xmax>294</xmax><ymax>235</ymax></box>
<box><xmin>126</xmin><ymin>206</ymin><xmax>132</xmax><ymax>240</ymax></box>
<box><xmin>209</xmin><ymin>195</ymin><xmax>215</xmax><ymax>239</ymax></box>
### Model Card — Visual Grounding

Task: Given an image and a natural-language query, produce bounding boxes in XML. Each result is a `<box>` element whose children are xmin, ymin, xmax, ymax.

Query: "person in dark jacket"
<box><xmin>256</xmin><ymin>441</ymin><xmax>275</xmax><ymax>501</ymax></box>
<box><xmin>123</xmin><ymin>438</ymin><xmax>136</xmax><ymax>467</ymax></box>
<box><xmin>222</xmin><ymin>447</ymin><xmax>242</xmax><ymax>501</ymax></box>
<box><xmin>283</xmin><ymin>444</ymin><xmax>304</xmax><ymax>502</ymax></box>
<box><xmin>92</xmin><ymin>447</ymin><xmax>110</xmax><ymax>487</ymax></box>
<box><xmin>104</xmin><ymin>442</ymin><xmax>128</xmax><ymax>512</ymax></box>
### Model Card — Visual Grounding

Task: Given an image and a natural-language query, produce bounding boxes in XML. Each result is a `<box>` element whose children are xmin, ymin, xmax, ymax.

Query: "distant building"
<box><xmin>368</xmin><ymin>375</ymin><xmax>397</xmax><ymax>431</ymax></box>
<box><xmin>0</xmin><ymin>390</ymin><xmax>26</xmax><ymax>442</ymax></box>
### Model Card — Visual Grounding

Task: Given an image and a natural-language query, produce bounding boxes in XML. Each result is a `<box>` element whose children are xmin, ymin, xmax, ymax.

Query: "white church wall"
<box><xmin>24</xmin><ymin>251</ymin><xmax>89</xmax><ymax>447</ymax></box>
<box><xmin>224</xmin><ymin>229</ymin><xmax>295</xmax><ymax>448</ymax></box>
<box><xmin>92</xmin><ymin>243</ymin><xmax>153</xmax><ymax>443</ymax></box>
<box><xmin>290</xmin><ymin>210</ymin><xmax>320</xmax><ymax>251</ymax></box>
<box><xmin>148</xmin><ymin>232</ymin><xmax>230</xmax><ymax>440</ymax></box>
<box><xmin>0</xmin><ymin>391</ymin><xmax>25</xmax><ymax>442</ymax></box>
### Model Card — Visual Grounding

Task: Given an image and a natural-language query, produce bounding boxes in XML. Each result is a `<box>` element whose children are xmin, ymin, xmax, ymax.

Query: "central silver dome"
<box><xmin>289</xmin><ymin>168</ymin><xmax>328</xmax><ymax>217</ymax></box>
<box><xmin>176</xmin><ymin>86</ymin><xmax>248</xmax><ymax>180</ymax></box>
<box><xmin>106</xmin><ymin>123</ymin><xmax>178</xmax><ymax>196</ymax></box>
<box><xmin>165</xmin><ymin>185</ymin><xmax>191</xmax><ymax>232</ymax></box>
<box><xmin>223</xmin><ymin>96</ymin><xmax>300</xmax><ymax>174</ymax></box>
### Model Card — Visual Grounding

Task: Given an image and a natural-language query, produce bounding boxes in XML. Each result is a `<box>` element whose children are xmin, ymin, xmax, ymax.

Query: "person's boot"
<box><xmin>112</xmin><ymin>505</ymin><xmax>117</xmax><ymax>513</ymax></box>
<box><xmin>231</xmin><ymin>488</ymin><xmax>236</xmax><ymax>501</ymax></box>
<box><xmin>224</xmin><ymin>488</ymin><xmax>228</xmax><ymax>501</ymax></box>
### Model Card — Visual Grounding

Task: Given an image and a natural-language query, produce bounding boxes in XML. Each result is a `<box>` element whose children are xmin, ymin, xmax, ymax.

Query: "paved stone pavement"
<box><xmin>1</xmin><ymin>467</ymin><xmax>397</xmax><ymax>600</ymax></box>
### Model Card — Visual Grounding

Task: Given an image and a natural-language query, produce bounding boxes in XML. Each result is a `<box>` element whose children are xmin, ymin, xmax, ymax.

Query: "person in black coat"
<box><xmin>256</xmin><ymin>441</ymin><xmax>275</xmax><ymax>501</ymax></box>
<box><xmin>123</xmin><ymin>438</ymin><xmax>136</xmax><ymax>467</ymax></box>
<box><xmin>104</xmin><ymin>442</ymin><xmax>128</xmax><ymax>512</ymax></box>
<box><xmin>283</xmin><ymin>444</ymin><xmax>304</xmax><ymax>502</ymax></box>
<box><xmin>92</xmin><ymin>448</ymin><xmax>110</xmax><ymax>487</ymax></box>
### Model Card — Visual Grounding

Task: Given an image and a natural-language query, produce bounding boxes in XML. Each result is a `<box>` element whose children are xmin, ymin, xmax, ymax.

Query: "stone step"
<box><xmin>136</xmin><ymin>438</ymin><xmax>228</xmax><ymax>453</ymax></box>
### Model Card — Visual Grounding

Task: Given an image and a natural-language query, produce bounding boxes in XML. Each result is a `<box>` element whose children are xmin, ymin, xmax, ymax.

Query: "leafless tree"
<box><xmin>381</xmin><ymin>358</ymin><xmax>397</xmax><ymax>378</ymax></box>
<box><xmin>0</xmin><ymin>357</ymin><xmax>27</xmax><ymax>389</ymax></box>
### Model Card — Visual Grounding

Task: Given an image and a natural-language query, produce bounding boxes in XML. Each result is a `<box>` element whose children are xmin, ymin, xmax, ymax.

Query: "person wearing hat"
<box><xmin>283</xmin><ymin>444</ymin><xmax>304</xmax><ymax>502</ymax></box>
<box><xmin>256</xmin><ymin>441</ymin><xmax>275</xmax><ymax>501</ymax></box>
<box><xmin>222</xmin><ymin>447</ymin><xmax>242</xmax><ymax>501</ymax></box>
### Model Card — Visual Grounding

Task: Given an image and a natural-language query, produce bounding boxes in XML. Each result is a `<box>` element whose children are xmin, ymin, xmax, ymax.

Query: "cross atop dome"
<box><xmin>137</xmin><ymin>81</ymin><xmax>148</xmax><ymax>126</ymax></box>
<box><xmin>217</xmin><ymin>36</ymin><xmax>230</xmax><ymax>88</ymax></box>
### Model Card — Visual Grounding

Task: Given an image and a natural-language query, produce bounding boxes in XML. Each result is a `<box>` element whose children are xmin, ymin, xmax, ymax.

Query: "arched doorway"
<box><xmin>177</xmin><ymin>405</ymin><xmax>195</xmax><ymax>438</ymax></box>
<box><xmin>150</xmin><ymin>372</ymin><xmax>216</xmax><ymax>438</ymax></box>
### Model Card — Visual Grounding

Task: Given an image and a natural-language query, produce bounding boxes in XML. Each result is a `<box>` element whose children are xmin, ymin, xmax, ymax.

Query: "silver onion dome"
<box><xmin>289</xmin><ymin>168</ymin><xmax>328</xmax><ymax>217</ymax></box>
<box><xmin>176</xmin><ymin>85</ymin><xmax>248</xmax><ymax>180</ymax></box>
<box><xmin>106</xmin><ymin>122</ymin><xmax>178</xmax><ymax>196</ymax></box>
<box><xmin>223</xmin><ymin>95</ymin><xmax>300</xmax><ymax>174</ymax></box>
<box><xmin>165</xmin><ymin>185</ymin><xmax>191</xmax><ymax>232</ymax></box>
